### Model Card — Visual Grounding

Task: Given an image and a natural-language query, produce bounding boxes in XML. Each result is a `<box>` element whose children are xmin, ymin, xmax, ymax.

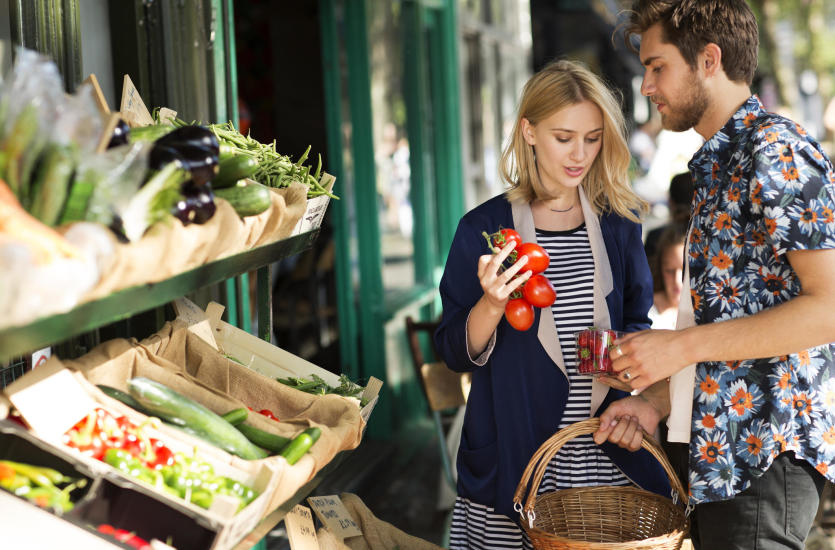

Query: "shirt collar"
<box><xmin>688</xmin><ymin>95</ymin><xmax>765</xmax><ymax>184</ymax></box>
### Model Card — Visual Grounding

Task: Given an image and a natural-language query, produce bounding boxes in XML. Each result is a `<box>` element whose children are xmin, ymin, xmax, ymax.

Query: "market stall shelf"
<box><xmin>0</xmin><ymin>229</ymin><xmax>319</xmax><ymax>363</ymax></box>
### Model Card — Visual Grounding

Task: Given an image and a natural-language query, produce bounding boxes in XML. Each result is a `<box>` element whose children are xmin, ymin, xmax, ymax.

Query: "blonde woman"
<box><xmin>434</xmin><ymin>59</ymin><xmax>671</xmax><ymax>549</ymax></box>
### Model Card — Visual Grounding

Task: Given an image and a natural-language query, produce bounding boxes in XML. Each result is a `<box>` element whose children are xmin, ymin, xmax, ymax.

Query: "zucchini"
<box><xmin>279</xmin><ymin>427</ymin><xmax>321</xmax><ymax>465</ymax></box>
<box><xmin>214</xmin><ymin>180</ymin><xmax>272</xmax><ymax>217</ymax></box>
<box><xmin>221</xmin><ymin>407</ymin><xmax>248</xmax><ymax>426</ymax></box>
<box><xmin>236</xmin><ymin>423</ymin><xmax>290</xmax><ymax>454</ymax></box>
<box><xmin>97</xmin><ymin>384</ymin><xmax>150</xmax><ymax>415</ymax></box>
<box><xmin>213</xmin><ymin>155</ymin><xmax>258</xmax><ymax>189</ymax></box>
<box><xmin>126</xmin><ymin>377</ymin><xmax>267</xmax><ymax>460</ymax></box>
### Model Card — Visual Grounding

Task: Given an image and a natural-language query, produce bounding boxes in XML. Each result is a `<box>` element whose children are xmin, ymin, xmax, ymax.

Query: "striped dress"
<box><xmin>449</xmin><ymin>223</ymin><xmax>629</xmax><ymax>550</ymax></box>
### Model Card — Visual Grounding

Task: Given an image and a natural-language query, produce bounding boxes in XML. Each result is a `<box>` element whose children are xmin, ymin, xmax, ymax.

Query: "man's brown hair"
<box><xmin>626</xmin><ymin>0</ymin><xmax>759</xmax><ymax>85</ymax></box>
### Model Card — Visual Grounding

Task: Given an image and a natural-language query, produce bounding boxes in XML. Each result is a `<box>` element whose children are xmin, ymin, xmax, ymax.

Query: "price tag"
<box><xmin>283</xmin><ymin>505</ymin><xmax>319</xmax><ymax>550</ymax></box>
<box><xmin>307</xmin><ymin>495</ymin><xmax>362</xmax><ymax>539</ymax></box>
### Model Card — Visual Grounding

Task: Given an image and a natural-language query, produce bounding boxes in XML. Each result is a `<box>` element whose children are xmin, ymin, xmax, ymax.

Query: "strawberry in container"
<box><xmin>574</xmin><ymin>328</ymin><xmax>622</xmax><ymax>375</ymax></box>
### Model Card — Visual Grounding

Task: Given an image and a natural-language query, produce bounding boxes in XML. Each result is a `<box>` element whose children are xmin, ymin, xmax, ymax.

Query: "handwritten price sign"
<box><xmin>284</xmin><ymin>505</ymin><xmax>319</xmax><ymax>550</ymax></box>
<box><xmin>307</xmin><ymin>495</ymin><xmax>362</xmax><ymax>539</ymax></box>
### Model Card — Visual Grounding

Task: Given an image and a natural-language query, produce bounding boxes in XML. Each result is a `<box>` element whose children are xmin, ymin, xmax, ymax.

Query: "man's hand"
<box><xmin>609</xmin><ymin>329</ymin><xmax>692</xmax><ymax>389</ymax></box>
<box><xmin>593</xmin><ymin>394</ymin><xmax>664</xmax><ymax>451</ymax></box>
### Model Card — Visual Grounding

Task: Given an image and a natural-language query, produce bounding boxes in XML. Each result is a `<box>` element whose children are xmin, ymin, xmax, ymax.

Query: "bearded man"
<box><xmin>593</xmin><ymin>1</ymin><xmax>835</xmax><ymax>548</ymax></box>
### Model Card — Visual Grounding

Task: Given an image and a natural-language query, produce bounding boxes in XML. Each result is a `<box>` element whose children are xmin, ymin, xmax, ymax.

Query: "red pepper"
<box><xmin>147</xmin><ymin>438</ymin><xmax>174</xmax><ymax>470</ymax></box>
<box><xmin>258</xmin><ymin>408</ymin><xmax>279</xmax><ymax>421</ymax></box>
<box><xmin>97</xmin><ymin>525</ymin><xmax>152</xmax><ymax>550</ymax></box>
<box><xmin>63</xmin><ymin>410</ymin><xmax>106</xmax><ymax>460</ymax></box>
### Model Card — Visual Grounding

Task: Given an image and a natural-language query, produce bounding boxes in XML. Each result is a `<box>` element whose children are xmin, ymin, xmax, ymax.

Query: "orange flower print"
<box><xmin>774</xmin><ymin>433</ymin><xmax>788</xmax><ymax>452</ymax></box>
<box><xmin>822</xmin><ymin>206</ymin><xmax>834</xmax><ymax>224</ymax></box>
<box><xmin>714</xmin><ymin>212</ymin><xmax>733</xmax><ymax>232</ymax></box>
<box><xmin>797</xmin><ymin>350</ymin><xmax>811</xmax><ymax>368</ymax></box>
<box><xmin>731</xmin><ymin>166</ymin><xmax>743</xmax><ymax>183</ymax></box>
<box><xmin>751</xmin><ymin>181</ymin><xmax>762</xmax><ymax>205</ymax></box>
<box><xmin>764</xmin><ymin>218</ymin><xmax>777</xmax><ymax>236</ymax></box>
<box><xmin>778</xmin><ymin>146</ymin><xmax>794</xmax><ymax>163</ymax></box>
<box><xmin>726</xmin><ymin>360</ymin><xmax>742</xmax><ymax>371</ymax></box>
<box><xmin>800</xmin><ymin>208</ymin><xmax>817</xmax><ymax>224</ymax></box>
<box><xmin>700</xmin><ymin>376</ymin><xmax>720</xmax><ymax>396</ymax></box>
<box><xmin>793</xmin><ymin>393</ymin><xmax>812</xmax><ymax>418</ymax></box>
<box><xmin>745</xmin><ymin>434</ymin><xmax>764</xmax><ymax>456</ymax></box>
<box><xmin>782</xmin><ymin>167</ymin><xmax>799</xmax><ymax>181</ymax></box>
<box><xmin>765</xmin><ymin>130</ymin><xmax>779</xmax><ymax>143</ymax></box>
<box><xmin>700</xmin><ymin>414</ymin><xmax>716</xmax><ymax>429</ymax></box>
<box><xmin>699</xmin><ymin>439</ymin><xmax>723</xmax><ymax>463</ymax></box>
<box><xmin>710</xmin><ymin>250</ymin><xmax>732</xmax><ymax>270</ymax></box>
<box><xmin>817</xmin><ymin>463</ymin><xmax>829</xmax><ymax>476</ymax></box>
<box><xmin>727</xmin><ymin>187</ymin><xmax>741</xmax><ymax>202</ymax></box>
<box><xmin>743</xmin><ymin>113</ymin><xmax>756</xmax><ymax>127</ymax></box>
<box><xmin>730</xmin><ymin>387</ymin><xmax>754</xmax><ymax>417</ymax></box>
<box><xmin>762</xmin><ymin>272</ymin><xmax>787</xmax><ymax>296</ymax></box>
<box><xmin>691</xmin><ymin>289</ymin><xmax>701</xmax><ymax>311</ymax></box>
<box><xmin>732</xmin><ymin>234</ymin><xmax>745</xmax><ymax>250</ymax></box>
<box><xmin>822</xmin><ymin>427</ymin><xmax>835</xmax><ymax>447</ymax></box>
<box><xmin>712</xmin><ymin>162</ymin><xmax>720</xmax><ymax>181</ymax></box>
<box><xmin>777</xmin><ymin>371</ymin><xmax>791</xmax><ymax>392</ymax></box>
<box><xmin>753</xmin><ymin>230</ymin><xmax>767</xmax><ymax>247</ymax></box>
<box><xmin>796</xmin><ymin>124</ymin><xmax>807</xmax><ymax>136</ymax></box>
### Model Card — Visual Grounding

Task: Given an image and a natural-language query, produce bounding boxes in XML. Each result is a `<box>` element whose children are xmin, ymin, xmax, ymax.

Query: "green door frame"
<box><xmin>320</xmin><ymin>0</ymin><xmax>464</xmax><ymax>438</ymax></box>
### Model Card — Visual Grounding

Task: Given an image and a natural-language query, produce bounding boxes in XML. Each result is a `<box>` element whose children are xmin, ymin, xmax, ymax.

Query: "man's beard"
<box><xmin>657</xmin><ymin>70</ymin><xmax>709</xmax><ymax>132</ymax></box>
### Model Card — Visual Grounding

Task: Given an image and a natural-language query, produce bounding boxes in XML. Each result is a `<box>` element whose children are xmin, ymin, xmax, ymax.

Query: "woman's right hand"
<box><xmin>476</xmin><ymin>240</ymin><xmax>532</xmax><ymax>313</ymax></box>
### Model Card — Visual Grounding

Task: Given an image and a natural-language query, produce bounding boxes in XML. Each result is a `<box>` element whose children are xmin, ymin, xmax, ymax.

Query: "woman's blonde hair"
<box><xmin>501</xmin><ymin>59</ymin><xmax>648</xmax><ymax>222</ymax></box>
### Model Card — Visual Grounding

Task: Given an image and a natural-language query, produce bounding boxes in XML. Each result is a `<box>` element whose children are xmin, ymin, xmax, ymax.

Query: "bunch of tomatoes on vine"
<box><xmin>482</xmin><ymin>227</ymin><xmax>555</xmax><ymax>331</ymax></box>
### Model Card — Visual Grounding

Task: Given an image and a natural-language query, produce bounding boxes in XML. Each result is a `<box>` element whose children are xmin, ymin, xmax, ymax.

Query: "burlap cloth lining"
<box><xmin>64</xmin><ymin>320</ymin><xmax>363</xmax><ymax>516</ymax></box>
<box><xmin>316</xmin><ymin>493</ymin><xmax>444</xmax><ymax>550</ymax></box>
<box><xmin>82</xmin><ymin>181</ymin><xmax>308</xmax><ymax>300</ymax></box>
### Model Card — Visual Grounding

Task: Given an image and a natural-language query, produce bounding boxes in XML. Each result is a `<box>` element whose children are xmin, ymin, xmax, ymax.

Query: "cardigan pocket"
<box><xmin>458</xmin><ymin>440</ymin><xmax>498</xmax><ymax>503</ymax></box>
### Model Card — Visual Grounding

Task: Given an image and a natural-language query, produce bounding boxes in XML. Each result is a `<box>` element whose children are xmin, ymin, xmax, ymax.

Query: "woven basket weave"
<box><xmin>512</xmin><ymin>418</ymin><xmax>689</xmax><ymax>550</ymax></box>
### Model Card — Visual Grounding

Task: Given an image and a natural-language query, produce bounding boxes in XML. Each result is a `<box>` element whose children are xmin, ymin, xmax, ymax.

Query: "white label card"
<box><xmin>284</xmin><ymin>505</ymin><xmax>319</xmax><ymax>550</ymax></box>
<box><xmin>306</xmin><ymin>495</ymin><xmax>362</xmax><ymax>539</ymax></box>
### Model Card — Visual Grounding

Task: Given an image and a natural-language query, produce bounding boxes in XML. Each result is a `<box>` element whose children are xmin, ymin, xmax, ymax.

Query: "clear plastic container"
<box><xmin>574</xmin><ymin>328</ymin><xmax>623</xmax><ymax>375</ymax></box>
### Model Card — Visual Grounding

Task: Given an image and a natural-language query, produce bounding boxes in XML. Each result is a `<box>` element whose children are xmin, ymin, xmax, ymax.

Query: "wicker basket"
<box><xmin>512</xmin><ymin>418</ymin><xmax>689</xmax><ymax>550</ymax></box>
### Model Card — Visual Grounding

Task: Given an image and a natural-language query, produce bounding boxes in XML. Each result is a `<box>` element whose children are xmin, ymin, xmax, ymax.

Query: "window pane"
<box><xmin>367</xmin><ymin>0</ymin><xmax>415</xmax><ymax>293</ymax></box>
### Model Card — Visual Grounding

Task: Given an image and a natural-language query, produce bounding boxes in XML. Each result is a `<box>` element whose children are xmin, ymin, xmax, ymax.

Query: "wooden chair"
<box><xmin>405</xmin><ymin>316</ymin><xmax>470</xmax><ymax>491</ymax></box>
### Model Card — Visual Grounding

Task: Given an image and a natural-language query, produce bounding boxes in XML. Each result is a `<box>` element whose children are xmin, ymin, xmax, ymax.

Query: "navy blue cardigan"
<box><xmin>433</xmin><ymin>194</ymin><xmax>672</xmax><ymax>520</ymax></box>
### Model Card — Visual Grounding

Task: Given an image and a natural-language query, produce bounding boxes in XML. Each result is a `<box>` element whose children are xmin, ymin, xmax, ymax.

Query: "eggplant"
<box><xmin>149</xmin><ymin>145</ymin><xmax>185</xmax><ymax>172</ymax></box>
<box><xmin>156</xmin><ymin>125</ymin><xmax>220</xmax><ymax>157</ymax></box>
<box><xmin>170</xmin><ymin>144</ymin><xmax>218</xmax><ymax>186</ymax></box>
<box><xmin>172</xmin><ymin>181</ymin><xmax>216</xmax><ymax>225</ymax></box>
<box><xmin>107</xmin><ymin>119</ymin><xmax>131</xmax><ymax>149</ymax></box>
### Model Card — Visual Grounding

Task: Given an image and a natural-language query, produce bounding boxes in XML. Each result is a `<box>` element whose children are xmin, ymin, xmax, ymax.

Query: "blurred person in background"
<box><xmin>648</xmin><ymin>224</ymin><xmax>685</xmax><ymax>331</ymax></box>
<box><xmin>643</xmin><ymin>171</ymin><xmax>693</xmax><ymax>260</ymax></box>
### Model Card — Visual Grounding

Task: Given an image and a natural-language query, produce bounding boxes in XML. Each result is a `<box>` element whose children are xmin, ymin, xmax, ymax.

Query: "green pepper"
<box><xmin>189</xmin><ymin>489</ymin><xmax>214</xmax><ymax>509</ymax></box>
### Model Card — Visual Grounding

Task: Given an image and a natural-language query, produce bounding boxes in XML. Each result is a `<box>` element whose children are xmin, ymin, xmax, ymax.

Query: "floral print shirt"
<box><xmin>686</xmin><ymin>95</ymin><xmax>835</xmax><ymax>504</ymax></box>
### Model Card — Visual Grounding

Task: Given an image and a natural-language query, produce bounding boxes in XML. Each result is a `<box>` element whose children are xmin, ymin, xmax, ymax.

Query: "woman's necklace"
<box><xmin>549</xmin><ymin>203</ymin><xmax>575</xmax><ymax>213</ymax></box>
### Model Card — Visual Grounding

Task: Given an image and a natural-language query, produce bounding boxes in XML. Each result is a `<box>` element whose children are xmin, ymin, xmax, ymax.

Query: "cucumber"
<box><xmin>236</xmin><ymin>423</ymin><xmax>291</xmax><ymax>454</ymax></box>
<box><xmin>126</xmin><ymin>377</ymin><xmax>267</xmax><ymax>460</ymax></box>
<box><xmin>213</xmin><ymin>155</ymin><xmax>258</xmax><ymax>189</ymax></box>
<box><xmin>214</xmin><ymin>180</ymin><xmax>272</xmax><ymax>217</ymax></box>
<box><xmin>279</xmin><ymin>427</ymin><xmax>321</xmax><ymax>465</ymax></box>
<box><xmin>29</xmin><ymin>145</ymin><xmax>75</xmax><ymax>226</ymax></box>
<box><xmin>221</xmin><ymin>407</ymin><xmax>248</xmax><ymax>426</ymax></box>
<box><xmin>97</xmin><ymin>384</ymin><xmax>151</xmax><ymax>415</ymax></box>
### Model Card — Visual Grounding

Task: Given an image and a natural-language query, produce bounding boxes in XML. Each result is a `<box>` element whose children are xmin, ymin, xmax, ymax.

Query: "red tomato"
<box><xmin>491</xmin><ymin>228</ymin><xmax>522</xmax><ymax>249</ymax></box>
<box><xmin>522</xmin><ymin>274</ymin><xmax>556</xmax><ymax>308</ymax></box>
<box><xmin>514</xmin><ymin>242</ymin><xmax>549</xmax><ymax>274</ymax></box>
<box><xmin>505</xmin><ymin>298</ymin><xmax>534</xmax><ymax>331</ymax></box>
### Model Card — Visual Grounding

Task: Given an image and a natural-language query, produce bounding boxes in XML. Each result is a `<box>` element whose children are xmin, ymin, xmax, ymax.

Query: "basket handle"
<box><xmin>512</xmin><ymin>418</ymin><xmax>688</xmax><ymax>521</ymax></box>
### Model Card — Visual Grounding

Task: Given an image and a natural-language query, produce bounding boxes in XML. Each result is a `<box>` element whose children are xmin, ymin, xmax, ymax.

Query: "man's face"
<box><xmin>639</xmin><ymin>23</ymin><xmax>709</xmax><ymax>132</ymax></box>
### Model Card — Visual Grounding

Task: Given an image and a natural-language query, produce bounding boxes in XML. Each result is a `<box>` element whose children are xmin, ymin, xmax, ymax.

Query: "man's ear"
<box><xmin>521</xmin><ymin>118</ymin><xmax>536</xmax><ymax>145</ymax></box>
<box><xmin>701</xmin><ymin>43</ymin><xmax>722</xmax><ymax>77</ymax></box>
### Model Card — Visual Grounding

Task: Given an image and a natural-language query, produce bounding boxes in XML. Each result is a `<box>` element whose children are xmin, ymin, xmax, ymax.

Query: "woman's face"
<box><xmin>521</xmin><ymin>100</ymin><xmax>603</xmax><ymax>195</ymax></box>
<box><xmin>662</xmin><ymin>243</ymin><xmax>684</xmax><ymax>306</ymax></box>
